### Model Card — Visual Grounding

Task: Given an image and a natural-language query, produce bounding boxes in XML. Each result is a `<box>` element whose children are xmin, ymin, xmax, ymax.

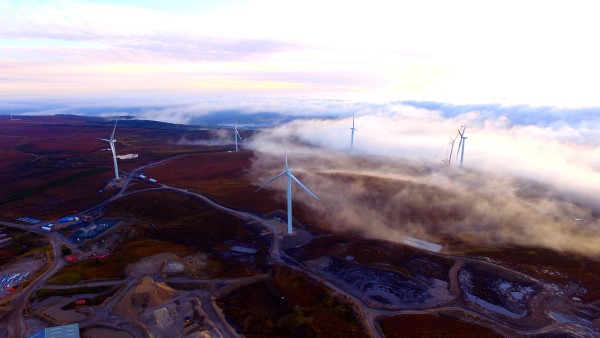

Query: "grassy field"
<box><xmin>147</xmin><ymin>151</ymin><xmax>280</xmax><ymax>214</ymax></box>
<box><xmin>1</xmin><ymin>168</ymin><xmax>110</xmax><ymax>205</ymax></box>
<box><xmin>0</xmin><ymin>115</ymin><xmax>227</xmax><ymax>220</ymax></box>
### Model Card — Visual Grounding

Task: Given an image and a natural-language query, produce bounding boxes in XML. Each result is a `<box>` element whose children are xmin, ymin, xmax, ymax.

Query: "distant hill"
<box><xmin>2</xmin><ymin>107</ymin><xmax>335</xmax><ymax>129</ymax></box>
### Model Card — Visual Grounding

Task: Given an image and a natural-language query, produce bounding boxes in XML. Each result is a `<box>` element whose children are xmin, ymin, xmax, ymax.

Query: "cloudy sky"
<box><xmin>2</xmin><ymin>0</ymin><xmax>599</xmax><ymax>106</ymax></box>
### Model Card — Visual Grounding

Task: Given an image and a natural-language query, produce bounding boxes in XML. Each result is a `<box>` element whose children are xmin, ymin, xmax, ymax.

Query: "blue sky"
<box><xmin>87</xmin><ymin>0</ymin><xmax>237</xmax><ymax>14</ymax></box>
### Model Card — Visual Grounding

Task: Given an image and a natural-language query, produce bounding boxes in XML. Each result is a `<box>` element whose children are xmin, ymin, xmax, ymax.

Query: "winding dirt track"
<box><xmin>0</xmin><ymin>224</ymin><xmax>69</xmax><ymax>338</ymax></box>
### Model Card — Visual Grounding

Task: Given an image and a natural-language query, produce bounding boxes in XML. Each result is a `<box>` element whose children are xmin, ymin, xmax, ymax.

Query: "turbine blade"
<box><xmin>110</xmin><ymin>120</ymin><xmax>118</xmax><ymax>140</ymax></box>
<box><xmin>352</xmin><ymin>114</ymin><xmax>355</xmax><ymax>128</ymax></box>
<box><xmin>256</xmin><ymin>171</ymin><xmax>286</xmax><ymax>192</ymax></box>
<box><xmin>236</xmin><ymin>130</ymin><xmax>243</xmax><ymax>141</ymax></box>
<box><xmin>284</xmin><ymin>138</ymin><xmax>288</xmax><ymax>169</ymax></box>
<box><xmin>462</xmin><ymin>123</ymin><xmax>467</xmax><ymax>135</ymax></box>
<box><xmin>288</xmin><ymin>173</ymin><xmax>319</xmax><ymax>200</ymax></box>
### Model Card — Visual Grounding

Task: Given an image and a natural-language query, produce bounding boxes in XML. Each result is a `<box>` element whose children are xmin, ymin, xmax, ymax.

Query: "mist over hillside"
<box><xmin>237</xmin><ymin>102</ymin><xmax>600</xmax><ymax>257</ymax></box>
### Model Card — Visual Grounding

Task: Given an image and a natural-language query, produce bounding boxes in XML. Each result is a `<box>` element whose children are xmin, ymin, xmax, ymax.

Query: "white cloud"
<box><xmin>247</xmin><ymin>103</ymin><xmax>600</xmax><ymax>207</ymax></box>
<box><xmin>245</xmin><ymin>104</ymin><xmax>600</xmax><ymax>255</ymax></box>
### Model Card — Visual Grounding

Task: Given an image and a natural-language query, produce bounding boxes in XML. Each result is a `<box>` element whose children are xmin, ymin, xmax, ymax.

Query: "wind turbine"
<box><xmin>99</xmin><ymin>120</ymin><xmax>120</xmax><ymax>179</ymax></box>
<box><xmin>455</xmin><ymin>124</ymin><xmax>467</xmax><ymax>168</ymax></box>
<box><xmin>350</xmin><ymin>114</ymin><xmax>357</xmax><ymax>151</ymax></box>
<box><xmin>234</xmin><ymin>117</ymin><xmax>243</xmax><ymax>152</ymax></box>
<box><xmin>256</xmin><ymin>140</ymin><xmax>319</xmax><ymax>234</ymax></box>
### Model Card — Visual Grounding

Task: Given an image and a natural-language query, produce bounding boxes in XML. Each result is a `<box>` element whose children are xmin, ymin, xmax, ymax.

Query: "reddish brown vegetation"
<box><xmin>148</xmin><ymin>151</ymin><xmax>279</xmax><ymax>213</ymax></box>
<box><xmin>381</xmin><ymin>314</ymin><xmax>502</xmax><ymax>338</ymax></box>
<box><xmin>223</xmin><ymin>282</ymin><xmax>283</xmax><ymax>336</ymax></box>
<box><xmin>287</xmin><ymin>235</ymin><xmax>453</xmax><ymax>282</ymax></box>
<box><xmin>0</xmin><ymin>150</ymin><xmax>31</xmax><ymax>181</ymax></box>
<box><xmin>219</xmin><ymin>265</ymin><xmax>368</xmax><ymax>338</ymax></box>
<box><xmin>4</xmin><ymin>115</ymin><xmax>600</xmax><ymax>335</ymax></box>
<box><xmin>0</xmin><ymin>168</ymin><xmax>114</xmax><ymax>220</ymax></box>
<box><xmin>49</xmin><ymin>238</ymin><xmax>192</xmax><ymax>283</ymax></box>
<box><xmin>0</xmin><ymin>115</ymin><xmax>223</xmax><ymax>219</ymax></box>
<box><xmin>104</xmin><ymin>190</ymin><xmax>257</xmax><ymax>250</ymax></box>
<box><xmin>0</xmin><ymin>227</ymin><xmax>48</xmax><ymax>266</ymax></box>
<box><xmin>103</xmin><ymin>190</ymin><xmax>269</xmax><ymax>277</ymax></box>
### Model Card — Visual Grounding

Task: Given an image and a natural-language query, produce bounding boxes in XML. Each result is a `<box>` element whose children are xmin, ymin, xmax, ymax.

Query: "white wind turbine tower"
<box><xmin>234</xmin><ymin>118</ymin><xmax>243</xmax><ymax>152</ymax></box>
<box><xmin>350</xmin><ymin>114</ymin><xmax>357</xmax><ymax>151</ymax></box>
<box><xmin>99</xmin><ymin>120</ymin><xmax>120</xmax><ymax>179</ymax></box>
<box><xmin>455</xmin><ymin>124</ymin><xmax>467</xmax><ymax>168</ymax></box>
<box><xmin>256</xmin><ymin>140</ymin><xmax>319</xmax><ymax>234</ymax></box>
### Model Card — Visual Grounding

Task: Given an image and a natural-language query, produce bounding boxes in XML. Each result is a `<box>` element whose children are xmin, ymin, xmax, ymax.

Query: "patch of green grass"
<box><xmin>47</xmin><ymin>271</ymin><xmax>83</xmax><ymax>285</ymax></box>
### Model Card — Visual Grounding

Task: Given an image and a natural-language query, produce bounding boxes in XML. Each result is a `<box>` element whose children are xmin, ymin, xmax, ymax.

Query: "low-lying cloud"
<box><xmin>245</xmin><ymin>104</ymin><xmax>600</xmax><ymax>256</ymax></box>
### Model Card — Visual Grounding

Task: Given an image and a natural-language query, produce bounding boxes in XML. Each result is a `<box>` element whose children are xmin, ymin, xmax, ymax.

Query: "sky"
<box><xmin>2</xmin><ymin>0</ymin><xmax>600</xmax><ymax>106</ymax></box>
